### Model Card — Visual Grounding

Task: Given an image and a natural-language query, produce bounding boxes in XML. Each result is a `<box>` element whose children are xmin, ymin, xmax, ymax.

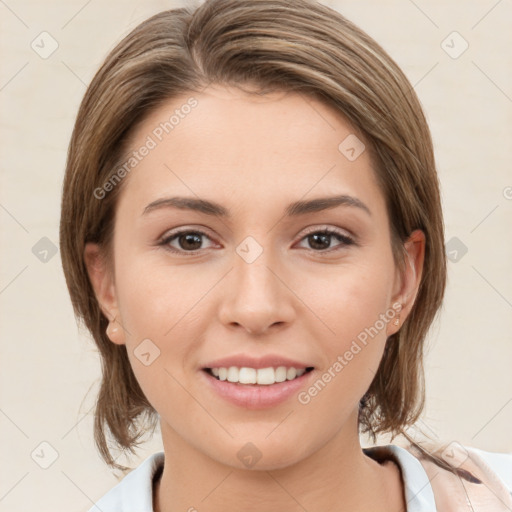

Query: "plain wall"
<box><xmin>1</xmin><ymin>0</ymin><xmax>511</xmax><ymax>511</ymax></box>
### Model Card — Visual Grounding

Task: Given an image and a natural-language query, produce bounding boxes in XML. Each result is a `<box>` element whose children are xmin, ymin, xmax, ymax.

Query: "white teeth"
<box><xmin>208</xmin><ymin>366</ymin><xmax>309</xmax><ymax>385</ymax></box>
<box><xmin>227</xmin><ymin>366</ymin><xmax>239</xmax><ymax>382</ymax></box>
<box><xmin>238</xmin><ymin>367</ymin><xmax>257</xmax><ymax>384</ymax></box>
<box><xmin>257</xmin><ymin>367</ymin><xmax>275</xmax><ymax>385</ymax></box>
<box><xmin>275</xmin><ymin>366</ymin><xmax>287</xmax><ymax>382</ymax></box>
<box><xmin>287</xmin><ymin>367</ymin><xmax>297</xmax><ymax>380</ymax></box>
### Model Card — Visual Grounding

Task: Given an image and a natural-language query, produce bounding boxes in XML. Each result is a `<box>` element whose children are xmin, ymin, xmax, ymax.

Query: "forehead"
<box><xmin>115</xmin><ymin>84</ymin><xmax>385</xmax><ymax>218</ymax></box>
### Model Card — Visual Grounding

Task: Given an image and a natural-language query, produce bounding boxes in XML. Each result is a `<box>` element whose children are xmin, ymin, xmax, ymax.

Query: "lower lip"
<box><xmin>201</xmin><ymin>370</ymin><xmax>314</xmax><ymax>410</ymax></box>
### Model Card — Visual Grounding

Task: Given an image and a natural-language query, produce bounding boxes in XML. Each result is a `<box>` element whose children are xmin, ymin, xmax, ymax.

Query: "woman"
<box><xmin>59</xmin><ymin>0</ymin><xmax>512</xmax><ymax>510</ymax></box>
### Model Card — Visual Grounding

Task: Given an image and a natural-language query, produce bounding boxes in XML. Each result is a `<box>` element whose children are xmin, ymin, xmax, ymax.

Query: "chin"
<box><xmin>218</xmin><ymin>434</ymin><xmax>315</xmax><ymax>471</ymax></box>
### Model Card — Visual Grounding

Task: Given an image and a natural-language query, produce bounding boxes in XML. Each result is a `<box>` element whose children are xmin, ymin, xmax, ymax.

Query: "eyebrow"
<box><xmin>142</xmin><ymin>194</ymin><xmax>371</xmax><ymax>218</ymax></box>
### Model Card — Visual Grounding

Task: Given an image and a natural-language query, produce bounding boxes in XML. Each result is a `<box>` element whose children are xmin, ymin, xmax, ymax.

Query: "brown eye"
<box><xmin>160</xmin><ymin>230</ymin><xmax>214</xmax><ymax>253</ymax></box>
<box><xmin>297</xmin><ymin>229</ymin><xmax>354</xmax><ymax>252</ymax></box>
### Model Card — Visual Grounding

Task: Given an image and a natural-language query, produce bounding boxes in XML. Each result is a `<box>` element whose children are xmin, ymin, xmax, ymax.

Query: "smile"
<box><xmin>201</xmin><ymin>365</ymin><xmax>316</xmax><ymax>409</ymax></box>
<box><xmin>205</xmin><ymin>366</ymin><xmax>314</xmax><ymax>385</ymax></box>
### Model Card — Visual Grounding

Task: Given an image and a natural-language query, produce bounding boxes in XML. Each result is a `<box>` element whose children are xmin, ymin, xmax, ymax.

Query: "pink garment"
<box><xmin>412</xmin><ymin>445</ymin><xmax>512</xmax><ymax>511</ymax></box>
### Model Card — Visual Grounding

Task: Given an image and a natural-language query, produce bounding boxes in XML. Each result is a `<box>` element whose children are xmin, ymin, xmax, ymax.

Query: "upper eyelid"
<box><xmin>159</xmin><ymin>226</ymin><xmax>217</xmax><ymax>243</ymax></box>
<box><xmin>300</xmin><ymin>225</ymin><xmax>354</xmax><ymax>239</ymax></box>
<box><xmin>160</xmin><ymin>225</ymin><xmax>352</xmax><ymax>238</ymax></box>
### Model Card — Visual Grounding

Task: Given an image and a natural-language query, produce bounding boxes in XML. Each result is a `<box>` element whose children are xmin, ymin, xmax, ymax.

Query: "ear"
<box><xmin>386</xmin><ymin>229</ymin><xmax>425</xmax><ymax>336</ymax></box>
<box><xmin>83</xmin><ymin>242</ymin><xmax>125</xmax><ymax>345</ymax></box>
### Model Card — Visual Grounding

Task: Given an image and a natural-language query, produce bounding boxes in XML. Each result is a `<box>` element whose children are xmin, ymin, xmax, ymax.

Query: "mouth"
<box><xmin>203</xmin><ymin>366</ymin><xmax>315</xmax><ymax>385</ymax></box>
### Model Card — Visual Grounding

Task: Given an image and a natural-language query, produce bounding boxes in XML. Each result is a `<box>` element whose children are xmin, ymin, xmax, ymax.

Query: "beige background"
<box><xmin>1</xmin><ymin>0</ymin><xmax>511</xmax><ymax>511</ymax></box>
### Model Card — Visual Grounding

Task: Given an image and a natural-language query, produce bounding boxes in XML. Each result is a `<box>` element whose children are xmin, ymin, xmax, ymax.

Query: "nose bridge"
<box><xmin>218</xmin><ymin>235</ymin><xmax>294</xmax><ymax>334</ymax></box>
<box><xmin>235</xmin><ymin>245</ymin><xmax>276</xmax><ymax>300</ymax></box>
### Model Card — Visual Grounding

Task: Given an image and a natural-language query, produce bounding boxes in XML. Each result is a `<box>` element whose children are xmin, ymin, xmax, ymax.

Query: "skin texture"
<box><xmin>85</xmin><ymin>84</ymin><xmax>425</xmax><ymax>512</ymax></box>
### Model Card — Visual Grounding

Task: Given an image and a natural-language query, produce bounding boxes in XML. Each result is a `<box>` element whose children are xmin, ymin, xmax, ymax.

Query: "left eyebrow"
<box><xmin>141</xmin><ymin>194</ymin><xmax>372</xmax><ymax>218</ymax></box>
<box><xmin>285</xmin><ymin>195</ymin><xmax>371</xmax><ymax>217</ymax></box>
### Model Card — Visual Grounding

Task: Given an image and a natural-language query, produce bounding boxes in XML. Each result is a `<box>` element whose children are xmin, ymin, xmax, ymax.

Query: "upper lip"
<box><xmin>202</xmin><ymin>354</ymin><xmax>314</xmax><ymax>370</ymax></box>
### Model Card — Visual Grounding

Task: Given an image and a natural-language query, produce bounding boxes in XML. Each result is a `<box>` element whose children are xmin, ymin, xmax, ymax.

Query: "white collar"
<box><xmin>364</xmin><ymin>445</ymin><xmax>437</xmax><ymax>511</ymax></box>
<box><xmin>89</xmin><ymin>445</ymin><xmax>437</xmax><ymax>512</ymax></box>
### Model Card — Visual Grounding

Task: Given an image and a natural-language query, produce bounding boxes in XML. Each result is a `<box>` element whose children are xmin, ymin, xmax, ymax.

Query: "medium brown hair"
<box><xmin>60</xmin><ymin>0</ymin><xmax>446</xmax><ymax>470</ymax></box>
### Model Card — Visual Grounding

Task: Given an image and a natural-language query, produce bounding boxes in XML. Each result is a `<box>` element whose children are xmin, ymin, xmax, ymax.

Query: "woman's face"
<box><xmin>86</xmin><ymin>84</ymin><xmax>423</xmax><ymax>470</ymax></box>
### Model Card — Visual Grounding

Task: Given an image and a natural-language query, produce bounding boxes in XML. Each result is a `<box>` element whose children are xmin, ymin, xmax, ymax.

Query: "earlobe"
<box><xmin>83</xmin><ymin>243</ymin><xmax>125</xmax><ymax>345</ymax></box>
<box><xmin>105</xmin><ymin>317</ymin><xmax>123</xmax><ymax>344</ymax></box>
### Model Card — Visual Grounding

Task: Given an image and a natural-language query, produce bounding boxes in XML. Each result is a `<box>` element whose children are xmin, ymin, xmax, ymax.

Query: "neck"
<box><xmin>154</xmin><ymin>415</ymin><xmax>405</xmax><ymax>512</ymax></box>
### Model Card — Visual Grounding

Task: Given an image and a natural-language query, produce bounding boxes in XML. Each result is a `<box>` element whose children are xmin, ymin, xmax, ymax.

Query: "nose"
<box><xmin>217</xmin><ymin>245</ymin><xmax>296</xmax><ymax>335</ymax></box>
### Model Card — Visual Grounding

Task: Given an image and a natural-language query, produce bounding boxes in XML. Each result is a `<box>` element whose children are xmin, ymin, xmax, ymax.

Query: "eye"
<box><xmin>296</xmin><ymin>227</ymin><xmax>355</xmax><ymax>252</ymax></box>
<box><xmin>159</xmin><ymin>229</ymin><xmax>215</xmax><ymax>254</ymax></box>
<box><xmin>158</xmin><ymin>226</ymin><xmax>355</xmax><ymax>255</ymax></box>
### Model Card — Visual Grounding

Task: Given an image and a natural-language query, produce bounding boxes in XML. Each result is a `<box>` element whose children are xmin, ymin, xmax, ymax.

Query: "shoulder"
<box><xmin>365</xmin><ymin>443</ymin><xmax>512</xmax><ymax>511</ymax></box>
<box><xmin>404</xmin><ymin>442</ymin><xmax>512</xmax><ymax>511</ymax></box>
<box><xmin>468</xmin><ymin>446</ymin><xmax>512</xmax><ymax>491</ymax></box>
<box><xmin>87</xmin><ymin>452</ymin><xmax>164</xmax><ymax>512</ymax></box>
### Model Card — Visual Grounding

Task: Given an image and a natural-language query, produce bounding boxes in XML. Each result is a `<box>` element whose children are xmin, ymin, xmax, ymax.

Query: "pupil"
<box><xmin>310</xmin><ymin>233</ymin><xmax>330</xmax><ymax>250</ymax></box>
<box><xmin>181</xmin><ymin>233</ymin><xmax>202</xmax><ymax>250</ymax></box>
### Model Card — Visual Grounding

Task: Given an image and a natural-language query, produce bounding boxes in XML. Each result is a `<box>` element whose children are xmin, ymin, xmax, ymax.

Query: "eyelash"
<box><xmin>158</xmin><ymin>226</ymin><xmax>355</xmax><ymax>256</ymax></box>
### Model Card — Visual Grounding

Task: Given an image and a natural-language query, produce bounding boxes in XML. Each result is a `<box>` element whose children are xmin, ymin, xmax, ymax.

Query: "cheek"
<box><xmin>115</xmin><ymin>266</ymin><xmax>201</xmax><ymax>417</ymax></box>
<box><xmin>294</xmin><ymin>258</ymin><xmax>394</xmax><ymax>401</ymax></box>
<box><xmin>113</xmin><ymin>254</ymin><xmax>212</xmax><ymax>393</ymax></box>
<box><xmin>115</xmin><ymin>253</ymin><xmax>203</xmax><ymax>339</ymax></box>
<box><xmin>297</xmin><ymin>257</ymin><xmax>393</xmax><ymax>346</ymax></box>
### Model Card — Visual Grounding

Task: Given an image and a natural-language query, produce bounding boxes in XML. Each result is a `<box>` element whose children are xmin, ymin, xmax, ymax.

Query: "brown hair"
<box><xmin>60</xmin><ymin>0</ymin><xmax>446</xmax><ymax>470</ymax></box>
